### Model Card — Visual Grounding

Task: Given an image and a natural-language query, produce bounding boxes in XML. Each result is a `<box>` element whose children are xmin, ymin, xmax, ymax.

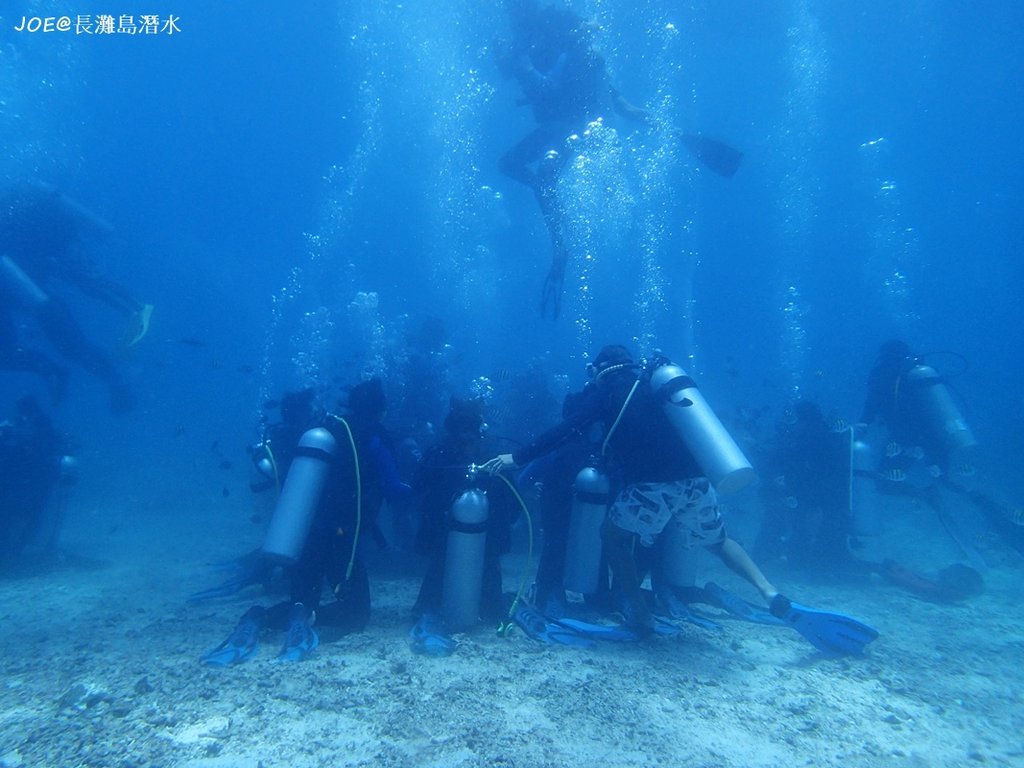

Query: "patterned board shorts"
<box><xmin>608</xmin><ymin>478</ymin><xmax>726</xmax><ymax>549</ymax></box>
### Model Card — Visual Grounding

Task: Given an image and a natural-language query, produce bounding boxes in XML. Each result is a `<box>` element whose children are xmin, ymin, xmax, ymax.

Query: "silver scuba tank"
<box><xmin>563</xmin><ymin>466</ymin><xmax>611</xmax><ymax>594</ymax></box>
<box><xmin>658</xmin><ymin>517</ymin><xmax>701</xmax><ymax>589</ymax></box>
<box><xmin>261</xmin><ymin>427</ymin><xmax>338</xmax><ymax>564</ymax></box>
<box><xmin>441</xmin><ymin>488</ymin><xmax>489</xmax><ymax>630</ymax></box>
<box><xmin>648</xmin><ymin>363</ymin><xmax>756</xmax><ymax>495</ymax></box>
<box><xmin>850</xmin><ymin>438</ymin><xmax>881</xmax><ymax>537</ymax></box>
<box><xmin>904</xmin><ymin>365</ymin><xmax>977</xmax><ymax>456</ymax></box>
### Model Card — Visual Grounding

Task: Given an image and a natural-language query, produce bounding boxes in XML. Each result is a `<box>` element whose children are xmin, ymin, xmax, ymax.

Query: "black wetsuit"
<box><xmin>755</xmin><ymin>406</ymin><xmax>850</xmax><ymax>566</ymax></box>
<box><xmin>512</xmin><ymin>374</ymin><xmax>701</xmax><ymax>487</ymax></box>
<box><xmin>264</xmin><ymin>415</ymin><xmax>407</xmax><ymax>633</ymax></box>
<box><xmin>0</xmin><ymin>398</ymin><xmax>63</xmax><ymax>560</ymax></box>
<box><xmin>412</xmin><ymin>437</ymin><xmax>514</xmax><ymax>623</ymax></box>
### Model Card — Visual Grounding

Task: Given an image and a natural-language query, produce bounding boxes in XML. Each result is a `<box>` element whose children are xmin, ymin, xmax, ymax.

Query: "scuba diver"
<box><xmin>494</xmin><ymin>0</ymin><xmax>743</xmax><ymax>319</ymax></box>
<box><xmin>755</xmin><ymin>400</ymin><xmax>854</xmax><ymax>570</ymax></box>
<box><xmin>248</xmin><ymin>388</ymin><xmax>322</xmax><ymax>495</ymax></box>
<box><xmin>495</xmin><ymin>0</ymin><xmax>647</xmax><ymax>319</ymax></box>
<box><xmin>856</xmin><ymin>339</ymin><xmax>1024</xmax><ymax>567</ymax></box>
<box><xmin>407</xmin><ymin>396</ymin><xmax>519</xmax><ymax>655</ymax></box>
<box><xmin>859</xmin><ymin>339</ymin><xmax>976</xmax><ymax>480</ymax></box>
<box><xmin>195</xmin><ymin>378</ymin><xmax>410</xmax><ymax>665</ymax></box>
<box><xmin>0</xmin><ymin>182</ymin><xmax>153</xmax><ymax>414</ymax></box>
<box><xmin>0</xmin><ymin>396</ymin><xmax>73</xmax><ymax>562</ymax></box>
<box><xmin>483</xmin><ymin>344</ymin><xmax>878</xmax><ymax>657</ymax></box>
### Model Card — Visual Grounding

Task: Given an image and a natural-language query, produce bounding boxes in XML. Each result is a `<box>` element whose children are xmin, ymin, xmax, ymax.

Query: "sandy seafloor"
<box><xmin>2</xmin><ymin>486</ymin><xmax>1022</xmax><ymax>768</ymax></box>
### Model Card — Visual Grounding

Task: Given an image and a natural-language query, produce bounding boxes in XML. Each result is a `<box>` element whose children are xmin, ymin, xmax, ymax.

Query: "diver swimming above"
<box><xmin>0</xmin><ymin>181</ymin><xmax>153</xmax><ymax>414</ymax></box>
<box><xmin>493</xmin><ymin>0</ymin><xmax>742</xmax><ymax>319</ymax></box>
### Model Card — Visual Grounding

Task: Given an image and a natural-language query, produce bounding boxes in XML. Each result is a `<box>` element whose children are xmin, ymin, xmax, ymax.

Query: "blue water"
<box><xmin>1</xmin><ymin>0</ymin><xmax>1022</xmax><ymax>763</ymax></box>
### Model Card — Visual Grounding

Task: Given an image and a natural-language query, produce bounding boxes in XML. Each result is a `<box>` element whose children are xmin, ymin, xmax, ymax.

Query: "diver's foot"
<box><xmin>409</xmin><ymin>614</ymin><xmax>457</xmax><ymax>657</ymax></box>
<box><xmin>200</xmin><ymin>605</ymin><xmax>265</xmax><ymax>666</ymax></box>
<box><xmin>276</xmin><ymin>603</ymin><xmax>319</xmax><ymax>662</ymax></box>
<box><xmin>620</xmin><ymin>595</ymin><xmax>655</xmax><ymax>639</ymax></box>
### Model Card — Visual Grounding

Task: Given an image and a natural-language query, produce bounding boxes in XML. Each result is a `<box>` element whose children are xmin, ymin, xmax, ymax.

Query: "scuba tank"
<box><xmin>850</xmin><ymin>439</ymin><xmax>881</xmax><ymax>537</ymax></box>
<box><xmin>261</xmin><ymin>427</ymin><xmax>338</xmax><ymax>564</ymax></box>
<box><xmin>904</xmin><ymin>365</ymin><xmax>977</xmax><ymax>457</ymax></box>
<box><xmin>647</xmin><ymin>361</ymin><xmax>756</xmax><ymax>495</ymax></box>
<box><xmin>563</xmin><ymin>465</ymin><xmax>611</xmax><ymax>594</ymax></box>
<box><xmin>250</xmin><ymin>441</ymin><xmax>276</xmax><ymax>481</ymax></box>
<box><xmin>657</xmin><ymin>517</ymin><xmax>701</xmax><ymax>589</ymax></box>
<box><xmin>441</xmin><ymin>487</ymin><xmax>489</xmax><ymax>630</ymax></box>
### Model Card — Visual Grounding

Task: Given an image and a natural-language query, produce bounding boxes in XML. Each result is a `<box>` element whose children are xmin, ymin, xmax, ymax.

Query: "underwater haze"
<box><xmin>1</xmin><ymin>1</ymin><xmax>1022</xmax><ymax>767</ymax></box>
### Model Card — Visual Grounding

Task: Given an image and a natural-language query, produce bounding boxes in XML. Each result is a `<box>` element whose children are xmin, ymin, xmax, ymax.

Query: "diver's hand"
<box><xmin>480</xmin><ymin>454</ymin><xmax>516</xmax><ymax>475</ymax></box>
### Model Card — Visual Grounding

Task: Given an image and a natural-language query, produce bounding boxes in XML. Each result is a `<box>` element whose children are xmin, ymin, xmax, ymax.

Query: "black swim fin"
<box><xmin>679</xmin><ymin>133</ymin><xmax>744</xmax><ymax>178</ymax></box>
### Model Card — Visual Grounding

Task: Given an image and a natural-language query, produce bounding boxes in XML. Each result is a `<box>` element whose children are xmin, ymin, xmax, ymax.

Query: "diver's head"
<box><xmin>444</xmin><ymin>396</ymin><xmax>487</xmax><ymax>442</ymax></box>
<box><xmin>878</xmin><ymin>339</ymin><xmax>913</xmax><ymax>362</ymax></box>
<box><xmin>587</xmin><ymin>344</ymin><xmax>636</xmax><ymax>383</ymax></box>
<box><xmin>346</xmin><ymin>378</ymin><xmax>388</xmax><ymax>422</ymax></box>
<box><xmin>279</xmin><ymin>388</ymin><xmax>316</xmax><ymax>425</ymax></box>
<box><xmin>791</xmin><ymin>399</ymin><xmax>823</xmax><ymax>425</ymax></box>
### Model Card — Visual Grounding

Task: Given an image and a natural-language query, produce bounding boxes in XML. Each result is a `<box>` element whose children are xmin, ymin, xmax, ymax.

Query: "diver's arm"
<box><xmin>611</xmin><ymin>87</ymin><xmax>649</xmax><ymax>123</ymax></box>
<box><xmin>517</xmin><ymin>52</ymin><xmax>570</xmax><ymax>102</ymax></box>
<box><xmin>482</xmin><ymin>404</ymin><xmax>595</xmax><ymax>475</ymax></box>
<box><xmin>368</xmin><ymin>435</ymin><xmax>412</xmax><ymax>501</ymax></box>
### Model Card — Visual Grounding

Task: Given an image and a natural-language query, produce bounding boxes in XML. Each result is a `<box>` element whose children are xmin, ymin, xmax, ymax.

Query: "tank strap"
<box><xmin>448</xmin><ymin>518</ymin><xmax>488</xmax><ymax>535</ymax></box>
<box><xmin>293</xmin><ymin>444</ymin><xmax>336</xmax><ymax>463</ymax></box>
<box><xmin>575</xmin><ymin>489</ymin><xmax>611</xmax><ymax>505</ymax></box>
<box><xmin>655</xmin><ymin>373</ymin><xmax>697</xmax><ymax>402</ymax></box>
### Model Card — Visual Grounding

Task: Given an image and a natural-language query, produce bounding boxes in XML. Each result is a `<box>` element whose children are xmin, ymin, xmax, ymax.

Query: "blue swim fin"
<box><xmin>703</xmin><ymin>582</ymin><xmax>787</xmax><ymax>626</ymax></box>
<box><xmin>276</xmin><ymin>603</ymin><xmax>319</xmax><ymax>663</ymax></box>
<box><xmin>200</xmin><ymin>606</ymin><xmax>264</xmax><ymax>666</ymax></box>
<box><xmin>511</xmin><ymin>601</ymin><xmax>596</xmax><ymax>648</ymax></box>
<box><xmin>555</xmin><ymin>617</ymin><xmax>640</xmax><ymax>642</ymax></box>
<box><xmin>769</xmin><ymin>595</ymin><xmax>880</xmax><ymax>657</ymax></box>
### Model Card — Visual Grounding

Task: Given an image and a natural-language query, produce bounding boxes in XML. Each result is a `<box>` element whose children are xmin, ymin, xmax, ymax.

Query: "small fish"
<box><xmin>927</xmin><ymin>464</ymin><xmax>944</xmax><ymax>479</ymax></box>
<box><xmin>218</xmin><ymin>460</ymin><xmax>232</xmax><ymax>471</ymax></box>
<box><xmin>237</xmin><ymin>364</ymin><xmax>255</xmax><ymax>375</ymax></box>
<box><xmin>210</xmin><ymin>440</ymin><xmax>220</xmax><ymax>452</ymax></box>
<box><xmin>179</xmin><ymin>337</ymin><xmax>207</xmax><ymax>348</ymax></box>
<box><xmin>222</xmin><ymin>487</ymin><xmax>230</xmax><ymax>498</ymax></box>
<box><xmin>885</xmin><ymin>442</ymin><xmax>903</xmax><ymax>458</ymax></box>
<box><xmin>881</xmin><ymin>468</ymin><xmax>906</xmax><ymax>482</ymax></box>
<box><xmin>954</xmin><ymin>463</ymin><xmax>976</xmax><ymax>478</ymax></box>
<box><xmin>773</xmin><ymin>475</ymin><xmax>787</xmax><ymax>489</ymax></box>
<box><xmin>829</xmin><ymin>418</ymin><xmax>850</xmax><ymax>433</ymax></box>
<box><xmin>784</xmin><ymin>496</ymin><xmax>799</xmax><ymax>509</ymax></box>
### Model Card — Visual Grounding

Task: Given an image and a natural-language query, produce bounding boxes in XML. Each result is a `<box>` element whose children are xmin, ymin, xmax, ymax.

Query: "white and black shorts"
<box><xmin>608</xmin><ymin>478</ymin><xmax>725</xmax><ymax>548</ymax></box>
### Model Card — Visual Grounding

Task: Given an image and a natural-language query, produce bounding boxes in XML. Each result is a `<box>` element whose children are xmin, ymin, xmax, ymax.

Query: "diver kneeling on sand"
<box><xmin>193</xmin><ymin>379</ymin><xmax>409</xmax><ymax>665</ymax></box>
<box><xmin>482</xmin><ymin>345</ymin><xmax>879</xmax><ymax>656</ymax></box>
